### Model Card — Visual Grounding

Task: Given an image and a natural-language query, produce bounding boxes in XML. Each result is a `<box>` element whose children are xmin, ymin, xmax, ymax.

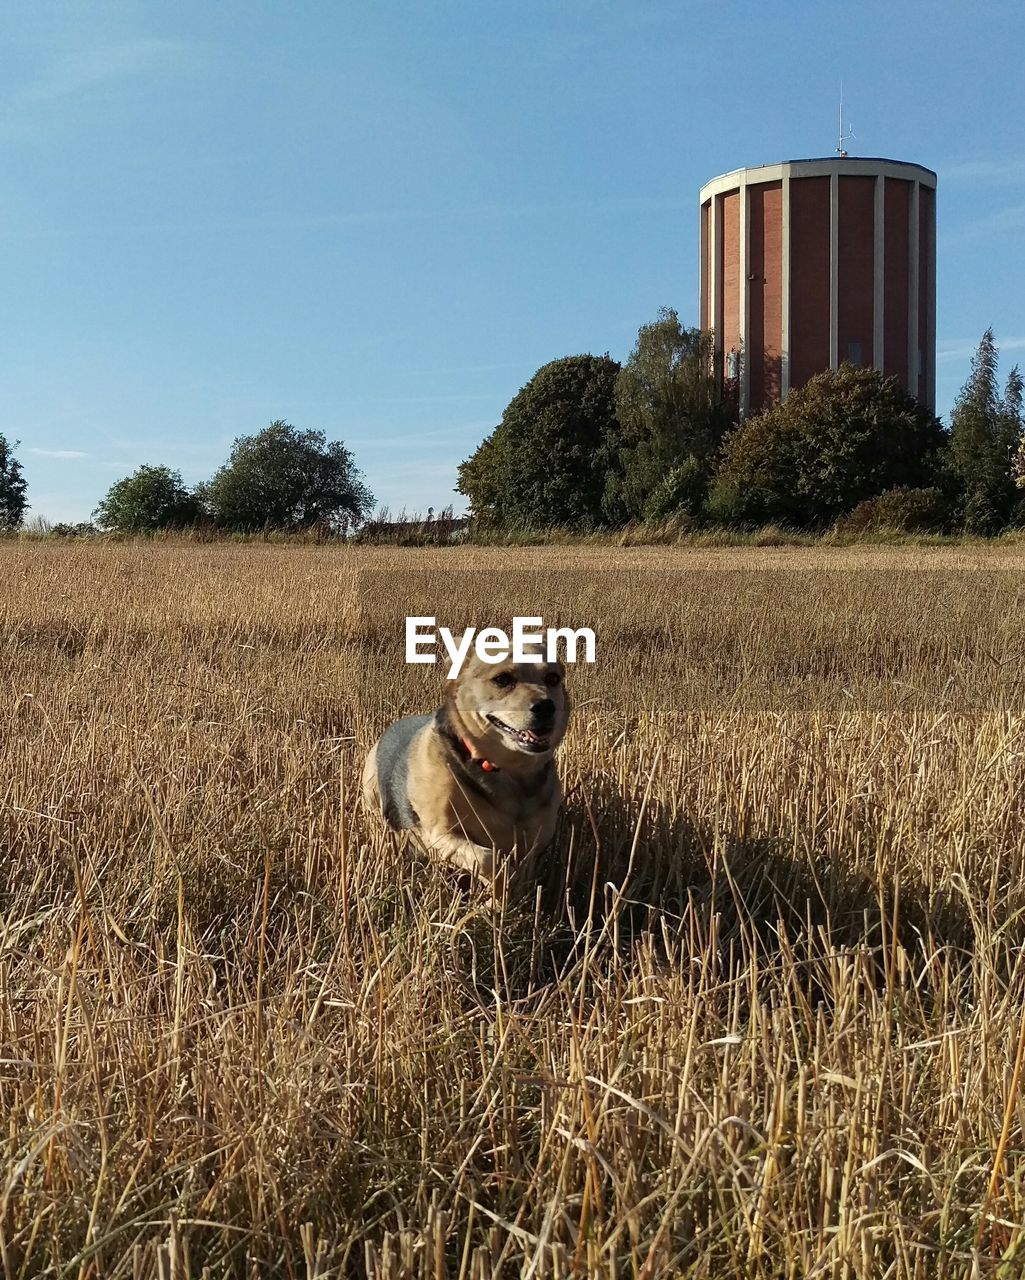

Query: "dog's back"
<box><xmin>372</xmin><ymin>712</ymin><xmax>433</xmax><ymax>830</ymax></box>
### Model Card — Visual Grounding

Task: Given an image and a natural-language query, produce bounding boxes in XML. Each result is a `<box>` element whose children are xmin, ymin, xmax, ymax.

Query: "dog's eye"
<box><xmin>492</xmin><ymin>672</ymin><xmax>516</xmax><ymax>688</ymax></box>
<box><xmin>544</xmin><ymin>672</ymin><xmax>562</xmax><ymax>688</ymax></box>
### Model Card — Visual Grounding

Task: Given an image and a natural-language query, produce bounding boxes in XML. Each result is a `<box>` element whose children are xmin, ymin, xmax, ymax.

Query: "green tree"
<box><xmin>642</xmin><ymin>456</ymin><xmax>709</xmax><ymax>522</ymax></box>
<box><xmin>1012</xmin><ymin>368</ymin><xmax>1025</xmax><ymax>493</ymax></box>
<box><xmin>204</xmin><ymin>421</ymin><xmax>374</xmax><ymax>533</ymax></box>
<box><xmin>93</xmin><ymin>465</ymin><xmax>201</xmax><ymax>533</ymax></box>
<box><xmin>455</xmin><ymin>429</ymin><xmax>507</xmax><ymax>526</ymax></box>
<box><xmin>707</xmin><ymin>364</ymin><xmax>945</xmax><ymax>528</ymax></box>
<box><xmin>457</xmin><ymin>355</ymin><xmax>621</xmax><ymax>529</ymax></box>
<box><xmin>948</xmin><ymin>330</ymin><xmax>1024</xmax><ymax>533</ymax></box>
<box><xmin>0</xmin><ymin>435</ymin><xmax>27</xmax><ymax>530</ymax></box>
<box><xmin>610</xmin><ymin>310</ymin><xmax>736</xmax><ymax>520</ymax></box>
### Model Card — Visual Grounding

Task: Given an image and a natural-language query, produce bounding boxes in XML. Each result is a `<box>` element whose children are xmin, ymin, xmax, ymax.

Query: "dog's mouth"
<box><xmin>486</xmin><ymin>714</ymin><xmax>553</xmax><ymax>753</ymax></box>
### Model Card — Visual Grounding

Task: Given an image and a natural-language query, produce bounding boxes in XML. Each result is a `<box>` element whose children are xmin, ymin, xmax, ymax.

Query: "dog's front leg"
<box><xmin>424</xmin><ymin>832</ymin><xmax>496</xmax><ymax>882</ymax></box>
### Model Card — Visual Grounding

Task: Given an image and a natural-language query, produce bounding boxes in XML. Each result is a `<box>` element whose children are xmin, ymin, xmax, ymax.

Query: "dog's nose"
<box><xmin>530</xmin><ymin>698</ymin><xmax>556</xmax><ymax>722</ymax></box>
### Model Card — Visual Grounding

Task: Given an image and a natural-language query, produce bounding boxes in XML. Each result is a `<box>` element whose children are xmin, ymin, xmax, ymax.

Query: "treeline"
<box><xmin>0</xmin><ymin>421</ymin><xmax>375</xmax><ymax>537</ymax></box>
<box><xmin>2</xmin><ymin>311</ymin><xmax>1023</xmax><ymax>540</ymax></box>
<box><xmin>457</xmin><ymin>311</ymin><xmax>1025</xmax><ymax>537</ymax></box>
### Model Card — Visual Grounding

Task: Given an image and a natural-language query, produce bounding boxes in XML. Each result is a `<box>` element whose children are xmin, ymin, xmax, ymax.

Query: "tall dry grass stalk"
<box><xmin>3</xmin><ymin>541</ymin><xmax>1025</xmax><ymax>1277</ymax></box>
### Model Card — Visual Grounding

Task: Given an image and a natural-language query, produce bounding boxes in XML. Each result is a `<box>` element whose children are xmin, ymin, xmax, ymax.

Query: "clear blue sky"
<box><xmin>5</xmin><ymin>0</ymin><xmax>1024</xmax><ymax>523</ymax></box>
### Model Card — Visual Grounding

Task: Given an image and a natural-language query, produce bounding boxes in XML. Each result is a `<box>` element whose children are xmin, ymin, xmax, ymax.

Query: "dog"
<box><xmin>361</xmin><ymin>652</ymin><xmax>570</xmax><ymax>885</ymax></box>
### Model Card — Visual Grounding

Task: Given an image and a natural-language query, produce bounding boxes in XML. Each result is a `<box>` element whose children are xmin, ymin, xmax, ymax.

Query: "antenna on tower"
<box><xmin>836</xmin><ymin>81</ymin><xmax>854</xmax><ymax>157</ymax></box>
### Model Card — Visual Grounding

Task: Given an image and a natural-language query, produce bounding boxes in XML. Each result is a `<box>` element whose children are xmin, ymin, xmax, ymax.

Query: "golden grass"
<box><xmin>4</xmin><ymin>540</ymin><xmax>1025</xmax><ymax>1277</ymax></box>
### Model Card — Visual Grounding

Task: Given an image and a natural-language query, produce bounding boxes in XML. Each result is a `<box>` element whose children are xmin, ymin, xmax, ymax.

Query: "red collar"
<box><xmin>461</xmin><ymin>737</ymin><xmax>499</xmax><ymax>772</ymax></box>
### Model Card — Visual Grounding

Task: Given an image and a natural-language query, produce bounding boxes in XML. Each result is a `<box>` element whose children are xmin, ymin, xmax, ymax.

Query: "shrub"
<box><xmin>50</xmin><ymin>521</ymin><xmax>99</xmax><ymax>538</ymax></box>
<box><xmin>707</xmin><ymin>365</ymin><xmax>945</xmax><ymax>528</ymax></box>
<box><xmin>837</xmin><ymin>487</ymin><xmax>949</xmax><ymax>535</ymax></box>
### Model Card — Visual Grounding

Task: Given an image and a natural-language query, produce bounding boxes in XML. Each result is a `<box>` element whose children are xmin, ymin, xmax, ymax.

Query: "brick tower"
<box><xmin>699</xmin><ymin>157</ymin><xmax>936</xmax><ymax>416</ymax></box>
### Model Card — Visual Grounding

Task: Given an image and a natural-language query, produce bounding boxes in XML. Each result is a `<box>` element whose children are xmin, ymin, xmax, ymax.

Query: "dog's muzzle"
<box><xmin>486</xmin><ymin>713</ymin><xmax>554</xmax><ymax>753</ymax></box>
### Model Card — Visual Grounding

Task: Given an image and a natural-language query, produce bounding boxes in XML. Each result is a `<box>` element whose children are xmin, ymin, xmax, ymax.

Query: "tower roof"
<box><xmin>700</xmin><ymin>157</ymin><xmax>936</xmax><ymax>203</ymax></box>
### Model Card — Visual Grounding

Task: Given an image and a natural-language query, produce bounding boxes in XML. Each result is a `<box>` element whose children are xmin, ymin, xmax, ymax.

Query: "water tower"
<box><xmin>699</xmin><ymin>156</ymin><xmax>936</xmax><ymax>415</ymax></box>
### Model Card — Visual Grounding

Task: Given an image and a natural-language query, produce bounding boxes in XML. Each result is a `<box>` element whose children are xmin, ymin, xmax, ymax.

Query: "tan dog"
<box><xmin>361</xmin><ymin>653</ymin><xmax>570</xmax><ymax>884</ymax></box>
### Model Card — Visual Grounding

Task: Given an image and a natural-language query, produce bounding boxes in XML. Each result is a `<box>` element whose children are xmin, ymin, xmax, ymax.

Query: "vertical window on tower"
<box><xmin>726</xmin><ymin>350</ymin><xmax>739</xmax><ymax>379</ymax></box>
<box><xmin>846</xmin><ymin>342</ymin><xmax>863</xmax><ymax>367</ymax></box>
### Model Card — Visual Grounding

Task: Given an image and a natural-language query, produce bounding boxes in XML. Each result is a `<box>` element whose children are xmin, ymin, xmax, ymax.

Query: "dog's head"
<box><xmin>449</xmin><ymin>653</ymin><xmax>570</xmax><ymax>768</ymax></box>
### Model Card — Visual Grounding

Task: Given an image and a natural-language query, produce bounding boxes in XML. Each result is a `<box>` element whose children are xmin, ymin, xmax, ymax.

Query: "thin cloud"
<box><xmin>346</xmin><ymin>424</ymin><xmax>492</xmax><ymax>449</ymax></box>
<box><xmin>347</xmin><ymin>392</ymin><xmax>501</xmax><ymax>406</ymax></box>
<box><xmin>22</xmin><ymin>38</ymin><xmax>184</xmax><ymax>106</ymax></box>
<box><xmin>400</xmin><ymin>361</ymin><xmax>534</xmax><ymax>378</ymax></box>
<box><xmin>0</xmin><ymin>194</ymin><xmax>680</xmax><ymax>242</ymax></box>
<box><xmin>28</xmin><ymin>448</ymin><xmax>89</xmax><ymax>460</ymax></box>
<box><xmin>937</xmin><ymin>337</ymin><xmax>1025</xmax><ymax>362</ymax></box>
<box><xmin>383</xmin><ymin>461</ymin><xmax>462</xmax><ymax>479</ymax></box>
<box><xmin>0</xmin><ymin>37</ymin><xmax>184</xmax><ymax>139</ymax></box>
<box><xmin>941</xmin><ymin>201</ymin><xmax>1025</xmax><ymax>245</ymax></box>
<box><xmin>942</xmin><ymin>158</ymin><xmax>1025</xmax><ymax>184</ymax></box>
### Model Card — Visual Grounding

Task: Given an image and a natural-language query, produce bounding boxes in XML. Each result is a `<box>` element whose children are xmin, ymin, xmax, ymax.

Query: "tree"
<box><xmin>1012</xmin><ymin>368</ymin><xmax>1025</xmax><ymax>493</ymax></box>
<box><xmin>203</xmin><ymin>421</ymin><xmax>374</xmax><ymax>533</ymax></box>
<box><xmin>455</xmin><ymin>429</ymin><xmax>508</xmax><ymax>525</ymax></box>
<box><xmin>609</xmin><ymin>310</ymin><xmax>737</xmax><ymax>520</ymax></box>
<box><xmin>706</xmin><ymin>364</ymin><xmax>945</xmax><ymax>528</ymax></box>
<box><xmin>457</xmin><ymin>355</ymin><xmax>621</xmax><ymax>529</ymax></box>
<box><xmin>0</xmin><ymin>435</ymin><xmax>27</xmax><ymax>530</ymax></box>
<box><xmin>948</xmin><ymin>330</ymin><xmax>1024</xmax><ymax>534</ymax></box>
<box><xmin>642</xmin><ymin>456</ymin><xmax>709</xmax><ymax>522</ymax></box>
<box><xmin>93</xmin><ymin>465</ymin><xmax>201</xmax><ymax>533</ymax></box>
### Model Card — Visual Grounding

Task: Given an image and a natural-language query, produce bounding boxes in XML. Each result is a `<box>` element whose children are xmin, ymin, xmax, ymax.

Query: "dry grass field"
<box><xmin>5</xmin><ymin>540</ymin><xmax>1025</xmax><ymax>1278</ymax></box>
